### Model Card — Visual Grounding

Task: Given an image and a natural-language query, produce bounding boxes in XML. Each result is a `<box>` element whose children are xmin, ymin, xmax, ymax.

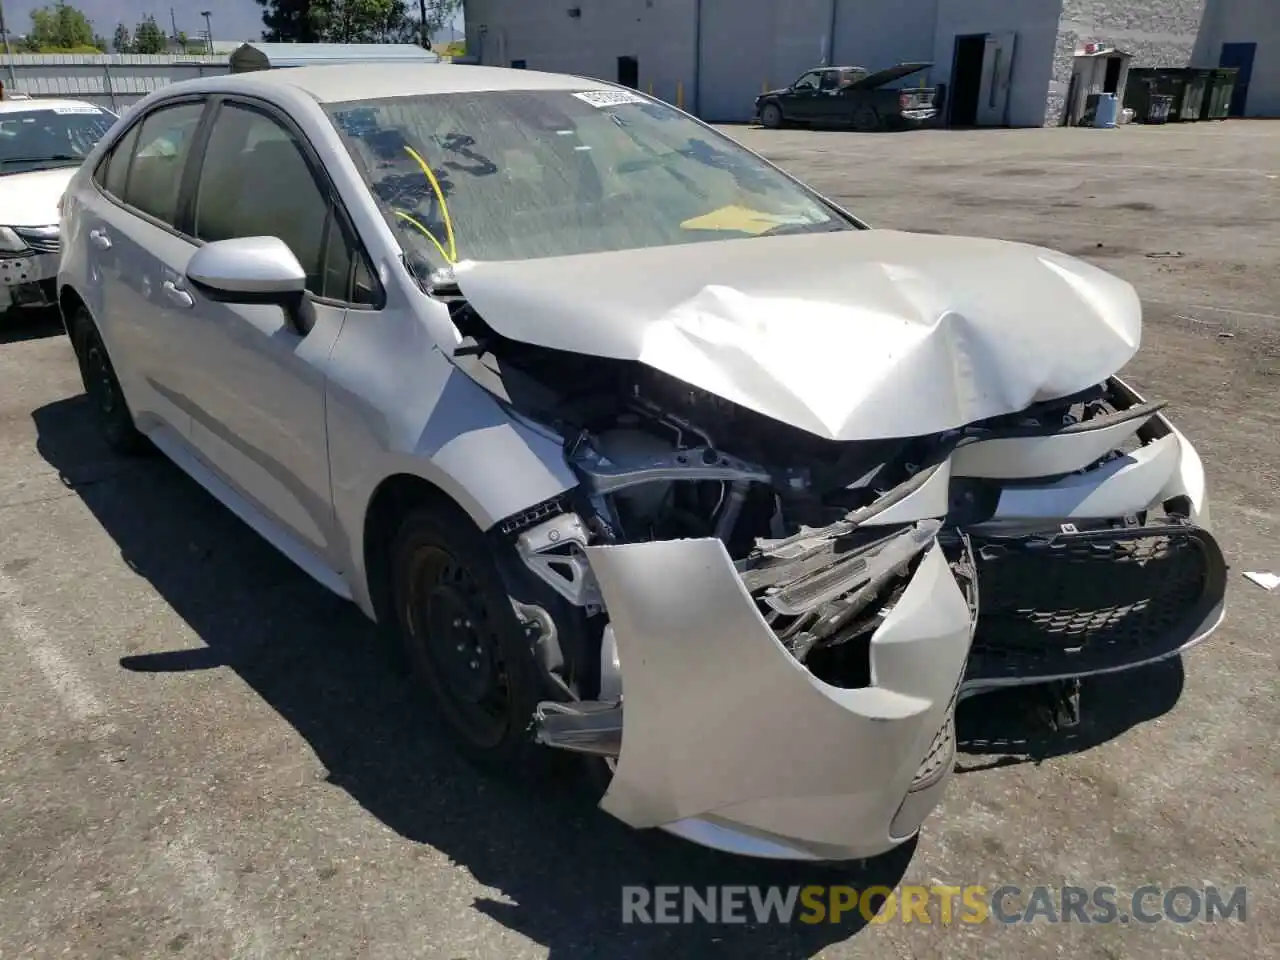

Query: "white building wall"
<box><xmin>464</xmin><ymin>0</ymin><xmax>700</xmax><ymax>108</ymax></box>
<box><xmin>1192</xmin><ymin>0</ymin><xmax>1279</xmax><ymax>116</ymax></box>
<box><xmin>833</xmin><ymin>0</ymin><xmax>939</xmax><ymax>72</ymax></box>
<box><xmin>932</xmin><ymin>0</ymin><xmax>1064</xmax><ymax>127</ymax></box>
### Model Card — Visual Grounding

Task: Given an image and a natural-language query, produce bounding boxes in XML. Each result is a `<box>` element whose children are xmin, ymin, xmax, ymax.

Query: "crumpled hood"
<box><xmin>451</xmin><ymin>229</ymin><xmax>1142</xmax><ymax>442</ymax></box>
<box><xmin>0</xmin><ymin>167</ymin><xmax>75</xmax><ymax>226</ymax></box>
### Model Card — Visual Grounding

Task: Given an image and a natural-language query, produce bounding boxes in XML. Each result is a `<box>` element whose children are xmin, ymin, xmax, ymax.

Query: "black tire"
<box><xmin>851</xmin><ymin>105</ymin><xmax>881</xmax><ymax>132</ymax></box>
<box><xmin>70</xmin><ymin>308</ymin><xmax>149</xmax><ymax>456</ymax></box>
<box><xmin>760</xmin><ymin>102</ymin><xmax>784</xmax><ymax>129</ymax></box>
<box><xmin>390</xmin><ymin>503</ymin><xmax>550</xmax><ymax>775</ymax></box>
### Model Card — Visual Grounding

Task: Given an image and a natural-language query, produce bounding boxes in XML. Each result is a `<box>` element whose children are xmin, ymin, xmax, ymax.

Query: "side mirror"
<box><xmin>185</xmin><ymin>235</ymin><xmax>305</xmax><ymax>306</ymax></box>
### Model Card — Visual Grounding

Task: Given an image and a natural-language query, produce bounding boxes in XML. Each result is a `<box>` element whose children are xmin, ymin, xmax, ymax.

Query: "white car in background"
<box><xmin>0</xmin><ymin>96</ymin><xmax>115</xmax><ymax>316</ymax></box>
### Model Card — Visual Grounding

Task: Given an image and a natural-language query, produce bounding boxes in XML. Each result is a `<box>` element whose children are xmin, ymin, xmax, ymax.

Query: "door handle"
<box><xmin>88</xmin><ymin>228</ymin><xmax>111</xmax><ymax>250</ymax></box>
<box><xmin>162</xmin><ymin>279</ymin><xmax>194</xmax><ymax>308</ymax></box>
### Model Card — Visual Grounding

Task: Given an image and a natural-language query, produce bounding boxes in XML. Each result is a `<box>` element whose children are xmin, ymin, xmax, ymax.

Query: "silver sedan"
<box><xmin>56</xmin><ymin>63</ymin><xmax>1226</xmax><ymax>861</ymax></box>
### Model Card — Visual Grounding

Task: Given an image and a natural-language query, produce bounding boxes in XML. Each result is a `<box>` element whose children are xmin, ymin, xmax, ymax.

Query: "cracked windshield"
<box><xmin>327</xmin><ymin>88</ymin><xmax>849</xmax><ymax>279</ymax></box>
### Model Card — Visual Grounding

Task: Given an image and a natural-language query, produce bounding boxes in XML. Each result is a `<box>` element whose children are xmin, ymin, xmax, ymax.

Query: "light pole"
<box><xmin>200</xmin><ymin>10</ymin><xmax>212</xmax><ymax>54</ymax></box>
<box><xmin>0</xmin><ymin>0</ymin><xmax>17</xmax><ymax>90</ymax></box>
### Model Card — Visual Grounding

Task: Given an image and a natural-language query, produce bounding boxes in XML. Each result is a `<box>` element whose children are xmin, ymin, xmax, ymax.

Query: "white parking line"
<box><xmin>1143</xmin><ymin>299</ymin><xmax>1280</xmax><ymax>322</ymax></box>
<box><xmin>0</xmin><ymin>568</ymin><xmax>276</xmax><ymax>956</ymax></box>
<box><xmin>1038</xmin><ymin>159</ymin><xmax>1278</xmax><ymax>177</ymax></box>
<box><xmin>0</xmin><ymin>569</ymin><xmax>116</xmax><ymax>736</ymax></box>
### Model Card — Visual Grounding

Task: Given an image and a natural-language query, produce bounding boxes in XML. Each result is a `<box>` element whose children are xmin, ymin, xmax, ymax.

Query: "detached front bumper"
<box><xmin>0</xmin><ymin>252</ymin><xmax>58</xmax><ymax>312</ymax></box>
<box><xmin>579</xmin><ymin>533</ymin><xmax>972</xmax><ymax>861</ymax></box>
<box><xmin>530</xmin><ymin>379</ymin><xmax>1224</xmax><ymax>862</ymax></box>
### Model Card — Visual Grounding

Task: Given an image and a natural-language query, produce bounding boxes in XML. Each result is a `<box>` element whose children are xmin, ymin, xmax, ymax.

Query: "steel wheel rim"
<box><xmin>406</xmin><ymin>545</ymin><xmax>511</xmax><ymax>748</ymax></box>
<box><xmin>84</xmin><ymin>343</ymin><xmax>118</xmax><ymax>419</ymax></box>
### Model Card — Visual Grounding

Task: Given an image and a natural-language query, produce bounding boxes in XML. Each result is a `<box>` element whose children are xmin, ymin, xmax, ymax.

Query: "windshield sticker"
<box><xmin>573</xmin><ymin>90</ymin><xmax>648</xmax><ymax>109</ymax></box>
<box><xmin>50</xmin><ymin>104</ymin><xmax>103</xmax><ymax>115</ymax></box>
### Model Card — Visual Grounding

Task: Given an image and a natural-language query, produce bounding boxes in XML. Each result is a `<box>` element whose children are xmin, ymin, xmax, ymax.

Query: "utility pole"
<box><xmin>170</xmin><ymin>7</ymin><xmax>179</xmax><ymax>46</ymax></box>
<box><xmin>0</xmin><ymin>0</ymin><xmax>16</xmax><ymax>90</ymax></box>
<box><xmin>200</xmin><ymin>10</ymin><xmax>212</xmax><ymax>54</ymax></box>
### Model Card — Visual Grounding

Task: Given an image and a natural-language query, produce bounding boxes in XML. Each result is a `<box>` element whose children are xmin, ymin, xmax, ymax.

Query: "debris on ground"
<box><xmin>1243</xmin><ymin>571</ymin><xmax>1280</xmax><ymax>591</ymax></box>
<box><xmin>1146</xmin><ymin>251</ymin><xmax>1185</xmax><ymax>259</ymax></box>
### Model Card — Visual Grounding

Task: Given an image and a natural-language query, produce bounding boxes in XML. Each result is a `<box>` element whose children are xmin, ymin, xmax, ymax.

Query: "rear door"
<box><xmin>82</xmin><ymin>97</ymin><xmax>209</xmax><ymax>443</ymax></box>
<box><xmin>178</xmin><ymin>96</ymin><xmax>382</xmax><ymax>566</ymax></box>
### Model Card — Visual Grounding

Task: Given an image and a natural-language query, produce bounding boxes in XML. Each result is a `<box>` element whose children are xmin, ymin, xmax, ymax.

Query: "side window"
<box><xmin>794</xmin><ymin>72</ymin><xmax>820</xmax><ymax>91</ymax></box>
<box><xmin>819</xmin><ymin>71</ymin><xmax>839</xmax><ymax>92</ymax></box>
<box><xmin>97</xmin><ymin>122</ymin><xmax>140</xmax><ymax>197</ymax></box>
<box><xmin>121</xmin><ymin>101</ymin><xmax>204</xmax><ymax>225</ymax></box>
<box><xmin>193</xmin><ymin>102</ymin><xmax>328</xmax><ymax>292</ymax></box>
<box><xmin>319</xmin><ymin>214</ymin><xmax>380</xmax><ymax>306</ymax></box>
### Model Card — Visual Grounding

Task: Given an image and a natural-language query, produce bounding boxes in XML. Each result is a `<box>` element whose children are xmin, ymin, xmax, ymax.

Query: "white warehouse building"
<box><xmin>462</xmin><ymin>0</ymin><xmax>1274</xmax><ymax>125</ymax></box>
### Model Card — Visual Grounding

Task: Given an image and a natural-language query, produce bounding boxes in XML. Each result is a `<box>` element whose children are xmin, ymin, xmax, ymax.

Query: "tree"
<box><xmin>111</xmin><ymin>23</ymin><xmax>131</xmax><ymax>53</ymax></box>
<box><xmin>257</xmin><ymin>0</ymin><xmax>319</xmax><ymax>43</ymax></box>
<box><xmin>132</xmin><ymin>15</ymin><xmax>165</xmax><ymax>54</ymax></box>
<box><xmin>257</xmin><ymin>0</ymin><xmax>461</xmax><ymax>45</ymax></box>
<box><xmin>23</xmin><ymin>2</ymin><xmax>101</xmax><ymax>52</ymax></box>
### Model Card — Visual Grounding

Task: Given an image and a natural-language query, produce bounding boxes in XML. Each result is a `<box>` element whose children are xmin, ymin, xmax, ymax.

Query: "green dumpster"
<box><xmin>1123</xmin><ymin>77</ymin><xmax>1176</xmax><ymax>123</ymax></box>
<box><xmin>1125</xmin><ymin>67</ymin><xmax>1209</xmax><ymax>122</ymax></box>
<box><xmin>1201</xmin><ymin>68</ymin><xmax>1237</xmax><ymax>119</ymax></box>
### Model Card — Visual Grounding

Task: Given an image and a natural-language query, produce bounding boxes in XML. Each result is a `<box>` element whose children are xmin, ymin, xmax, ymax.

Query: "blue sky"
<box><xmin>6</xmin><ymin>1</ymin><xmax>464</xmax><ymax>43</ymax></box>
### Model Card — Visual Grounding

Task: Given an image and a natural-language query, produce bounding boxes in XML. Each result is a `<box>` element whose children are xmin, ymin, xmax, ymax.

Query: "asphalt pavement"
<box><xmin>0</xmin><ymin>121</ymin><xmax>1276</xmax><ymax>958</ymax></box>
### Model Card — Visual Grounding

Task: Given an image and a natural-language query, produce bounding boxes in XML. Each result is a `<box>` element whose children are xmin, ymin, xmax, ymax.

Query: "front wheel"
<box><xmin>390</xmin><ymin>503</ymin><xmax>550</xmax><ymax>774</ymax></box>
<box><xmin>760</xmin><ymin>102</ymin><xmax>784</xmax><ymax>129</ymax></box>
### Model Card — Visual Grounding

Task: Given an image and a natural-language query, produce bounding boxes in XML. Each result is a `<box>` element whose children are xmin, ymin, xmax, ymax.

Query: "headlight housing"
<box><xmin>0</xmin><ymin>226</ymin><xmax>29</xmax><ymax>255</ymax></box>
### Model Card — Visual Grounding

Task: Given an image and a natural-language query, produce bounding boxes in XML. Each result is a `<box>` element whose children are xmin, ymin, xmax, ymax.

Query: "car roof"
<box><xmin>0</xmin><ymin>97</ymin><xmax>106</xmax><ymax>115</ymax></box>
<box><xmin>178</xmin><ymin>63</ymin><xmax>618</xmax><ymax>105</ymax></box>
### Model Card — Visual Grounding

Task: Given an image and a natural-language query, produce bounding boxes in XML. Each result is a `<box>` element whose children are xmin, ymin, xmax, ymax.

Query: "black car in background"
<box><xmin>755</xmin><ymin>62</ymin><xmax>936</xmax><ymax>131</ymax></box>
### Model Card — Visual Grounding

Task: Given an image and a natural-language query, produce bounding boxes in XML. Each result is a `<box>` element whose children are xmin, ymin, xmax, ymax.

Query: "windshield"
<box><xmin>326</xmin><ymin>89</ymin><xmax>851</xmax><ymax>278</ymax></box>
<box><xmin>0</xmin><ymin>104</ymin><xmax>115</xmax><ymax>174</ymax></box>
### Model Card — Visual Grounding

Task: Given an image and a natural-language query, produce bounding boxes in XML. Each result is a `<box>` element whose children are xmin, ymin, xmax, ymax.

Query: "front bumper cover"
<box><xmin>532</xmin><ymin>378</ymin><xmax>1225</xmax><ymax>861</ymax></box>
<box><xmin>586</xmin><ymin>534</ymin><xmax>971</xmax><ymax>861</ymax></box>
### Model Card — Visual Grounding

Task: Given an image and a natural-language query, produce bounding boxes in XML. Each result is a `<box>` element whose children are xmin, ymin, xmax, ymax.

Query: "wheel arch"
<box><xmin>57</xmin><ymin>283</ymin><xmax>89</xmax><ymax>339</ymax></box>
<box><xmin>360</xmin><ymin>472</ymin><xmax>459</xmax><ymax>628</ymax></box>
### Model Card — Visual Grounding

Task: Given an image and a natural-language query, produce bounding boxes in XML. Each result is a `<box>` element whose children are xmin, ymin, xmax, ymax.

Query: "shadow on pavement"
<box><xmin>33</xmin><ymin>393</ymin><xmax>912</xmax><ymax>960</ymax></box>
<box><xmin>954</xmin><ymin>660</ymin><xmax>1185</xmax><ymax>774</ymax></box>
<box><xmin>0</xmin><ymin>308</ymin><xmax>63</xmax><ymax>345</ymax></box>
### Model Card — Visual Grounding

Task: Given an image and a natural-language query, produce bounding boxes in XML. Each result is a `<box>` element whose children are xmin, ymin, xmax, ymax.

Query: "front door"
<box><xmin>1220</xmin><ymin>42</ymin><xmax>1256</xmax><ymax>117</ymax></box>
<box><xmin>976</xmin><ymin>33</ymin><xmax>1017</xmax><ymax>126</ymax></box>
<box><xmin>178</xmin><ymin>98</ymin><xmax>372</xmax><ymax>567</ymax></box>
<box><xmin>786</xmin><ymin>71</ymin><xmax>826</xmax><ymax>121</ymax></box>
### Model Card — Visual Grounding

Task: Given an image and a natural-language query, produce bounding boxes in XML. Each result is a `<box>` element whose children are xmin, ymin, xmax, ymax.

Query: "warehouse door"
<box><xmin>697</xmin><ymin>0</ymin><xmax>774</xmax><ymax>121</ymax></box>
<box><xmin>1219</xmin><ymin>42</ymin><xmax>1255</xmax><ymax>117</ymax></box>
<box><xmin>618</xmin><ymin>56</ymin><xmax>639</xmax><ymax>89</ymax></box>
<box><xmin>976</xmin><ymin>32</ymin><xmax>1016</xmax><ymax>126</ymax></box>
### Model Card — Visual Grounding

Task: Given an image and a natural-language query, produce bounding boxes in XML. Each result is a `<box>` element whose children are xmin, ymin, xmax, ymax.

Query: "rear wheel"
<box><xmin>70</xmin><ymin>309</ymin><xmax>148</xmax><ymax>456</ymax></box>
<box><xmin>760</xmin><ymin>102</ymin><xmax>784</xmax><ymax>129</ymax></box>
<box><xmin>390</xmin><ymin>503</ymin><xmax>549</xmax><ymax>774</ymax></box>
<box><xmin>851</xmin><ymin>105</ymin><xmax>881</xmax><ymax>132</ymax></box>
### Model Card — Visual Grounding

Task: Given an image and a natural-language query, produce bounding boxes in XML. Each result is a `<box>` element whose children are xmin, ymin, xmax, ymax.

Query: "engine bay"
<box><xmin>443</xmin><ymin>292</ymin><xmax>1170</xmax><ymax>694</ymax></box>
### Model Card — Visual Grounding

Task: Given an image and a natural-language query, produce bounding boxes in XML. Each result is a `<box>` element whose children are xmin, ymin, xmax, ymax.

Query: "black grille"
<box><xmin>966</xmin><ymin>524</ymin><xmax>1226</xmax><ymax>684</ymax></box>
<box><xmin>909</xmin><ymin>688</ymin><xmax>957</xmax><ymax>791</ymax></box>
<box><xmin>13</xmin><ymin>229</ymin><xmax>59</xmax><ymax>254</ymax></box>
<box><xmin>23</xmin><ymin>236</ymin><xmax>60</xmax><ymax>254</ymax></box>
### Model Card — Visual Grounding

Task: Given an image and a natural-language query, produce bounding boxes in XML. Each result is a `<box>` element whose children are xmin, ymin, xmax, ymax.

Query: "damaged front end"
<box><xmin>439</xmin><ymin>287</ymin><xmax>1225</xmax><ymax>861</ymax></box>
